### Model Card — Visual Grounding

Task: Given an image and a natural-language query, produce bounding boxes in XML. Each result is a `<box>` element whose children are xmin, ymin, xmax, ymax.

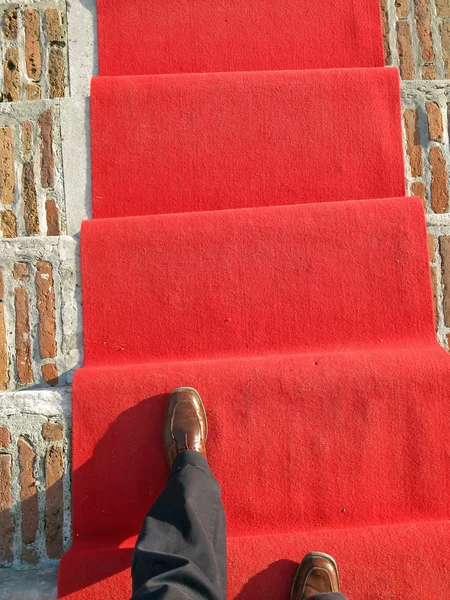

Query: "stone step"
<box><xmin>0</xmin><ymin>568</ymin><xmax>57</xmax><ymax>600</ymax></box>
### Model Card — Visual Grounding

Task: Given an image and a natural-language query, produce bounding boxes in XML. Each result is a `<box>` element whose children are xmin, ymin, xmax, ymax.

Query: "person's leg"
<box><xmin>131</xmin><ymin>389</ymin><xmax>226</xmax><ymax>600</ymax></box>
<box><xmin>291</xmin><ymin>553</ymin><xmax>348</xmax><ymax>600</ymax></box>
<box><xmin>308</xmin><ymin>595</ymin><xmax>348</xmax><ymax>600</ymax></box>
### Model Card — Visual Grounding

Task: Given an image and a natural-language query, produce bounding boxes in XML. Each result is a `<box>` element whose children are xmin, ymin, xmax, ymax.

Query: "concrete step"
<box><xmin>0</xmin><ymin>568</ymin><xmax>57</xmax><ymax>600</ymax></box>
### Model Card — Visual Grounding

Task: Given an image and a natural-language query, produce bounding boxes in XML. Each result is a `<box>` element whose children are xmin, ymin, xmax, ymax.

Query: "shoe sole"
<box><xmin>290</xmin><ymin>552</ymin><xmax>340</xmax><ymax>600</ymax></box>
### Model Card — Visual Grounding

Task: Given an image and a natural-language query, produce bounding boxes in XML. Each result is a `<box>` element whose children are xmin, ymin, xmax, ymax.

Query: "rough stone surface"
<box><xmin>430</xmin><ymin>147</ymin><xmax>450</xmax><ymax>214</ymax></box>
<box><xmin>60</xmin><ymin>98</ymin><xmax>92</xmax><ymax>234</ymax></box>
<box><xmin>4</xmin><ymin>48</ymin><xmax>20</xmax><ymax>103</ymax></box>
<box><xmin>0</xmin><ymin>567</ymin><xmax>58</xmax><ymax>600</ymax></box>
<box><xmin>0</xmin><ymin>3</ymin><xmax>69</xmax><ymax>103</ymax></box>
<box><xmin>48</xmin><ymin>47</ymin><xmax>65</xmax><ymax>99</ymax></box>
<box><xmin>397</xmin><ymin>20</ymin><xmax>415</xmax><ymax>79</ymax></box>
<box><xmin>39</xmin><ymin>110</ymin><xmax>55</xmax><ymax>189</ymax></box>
<box><xmin>13</xmin><ymin>263</ymin><xmax>29</xmax><ymax>282</ymax></box>
<box><xmin>36</xmin><ymin>261</ymin><xmax>57</xmax><ymax>359</ymax></box>
<box><xmin>46</xmin><ymin>9</ymin><xmax>65</xmax><ymax>43</ymax></box>
<box><xmin>24</xmin><ymin>9</ymin><xmax>42</xmax><ymax>83</ymax></box>
<box><xmin>0</xmin><ymin>101</ymin><xmax>65</xmax><ymax>238</ymax></box>
<box><xmin>18</xmin><ymin>436</ymin><xmax>39</xmax><ymax>546</ymax></box>
<box><xmin>45</xmin><ymin>444</ymin><xmax>64</xmax><ymax>558</ymax></box>
<box><xmin>0</xmin><ymin>128</ymin><xmax>15</xmax><ymax>205</ymax></box>
<box><xmin>14</xmin><ymin>288</ymin><xmax>32</xmax><ymax>384</ymax></box>
<box><xmin>404</xmin><ymin>107</ymin><xmax>423</xmax><ymax>176</ymax></box>
<box><xmin>0</xmin><ymin>453</ymin><xmax>14</xmax><ymax>563</ymax></box>
<box><xmin>413</xmin><ymin>0</ymin><xmax>434</xmax><ymax>63</ymax></box>
<box><xmin>42</xmin><ymin>422</ymin><xmax>63</xmax><ymax>441</ymax></box>
<box><xmin>426</xmin><ymin>101</ymin><xmax>443</xmax><ymax>141</ymax></box>
<box><xmin>3</xmin><ymin>10</ymin><xmax>18</xmax><ymax>41</ymax></box>
<box><xmin>0</xmin><ymin>389</ymin><xmax>71</xmax><ymax>570</ymax></box>
<box><xmin>22</xmin><ymin>163</ymin><xmax>40</xmax><ymax>236</ymax></box>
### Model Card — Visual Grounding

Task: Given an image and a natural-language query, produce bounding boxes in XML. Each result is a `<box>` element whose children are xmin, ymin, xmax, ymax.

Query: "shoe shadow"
<box><xmin>234</xmin><ymin>559</ymin><xmax>298</xmax><ymax>600</ymax></box>
<box><xmin>58</xmin><ymin>392</ymin><xmax>169</xmax><ymax>597</ymax></box>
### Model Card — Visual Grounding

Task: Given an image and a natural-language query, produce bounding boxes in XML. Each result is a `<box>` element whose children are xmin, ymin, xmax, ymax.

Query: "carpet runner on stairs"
<box><xmin>59</xmin><ymin>0</ymin><xmax>450</xmax><ymax>597</ymax></box>
<box><xmin>91</xmin><ymin>68</ymin><xmax>405</xmax><ymax>219</ymax></box>
<box><xmin>96</xmin><ymin>0</ymin><xmax>384</xmax><ymax>76</ymax></box>
<box><xmin>59</xmin><ymin>198</ymin><xmax>450</xmax><ymax>598</ymax></box>
<box><xmin>61</xmin><ymin>520</ymin><xmax>450</xmax><ymax>599</ymax></box>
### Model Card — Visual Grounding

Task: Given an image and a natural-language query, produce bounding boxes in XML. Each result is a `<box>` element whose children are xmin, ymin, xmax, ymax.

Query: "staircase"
<box><xmin>58</xmin><ymin>1</ymin><xmax>450</xmax><ymax>598</ymax></box>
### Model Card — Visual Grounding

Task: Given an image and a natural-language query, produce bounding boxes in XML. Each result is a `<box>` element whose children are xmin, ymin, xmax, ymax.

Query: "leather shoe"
<box><xmin>291</xmin><ymin>552</ymin><xmax>340</xmax><ymax>599</ymax></box>
<box><xmin>163</xmin><ymin>387</ymin><xmax>208</xmax><ymax>469</ymax></box>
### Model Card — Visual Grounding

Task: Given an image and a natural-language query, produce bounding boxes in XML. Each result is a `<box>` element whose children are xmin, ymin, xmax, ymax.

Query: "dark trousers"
<box><xmin>131</xmin><ymin>451</ymin><xmax>347</xmax><ymax>600</ymax></box>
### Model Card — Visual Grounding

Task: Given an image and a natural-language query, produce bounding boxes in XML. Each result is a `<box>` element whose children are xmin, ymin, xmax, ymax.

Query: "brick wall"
<box><xmin>0</xmin><ymin>237</ymin><xmax>80</xmax><ymax>391</ymax></box>
<box><xmin>381</xmin><ymin>0</ymin><xmax>450</xmax><ymax>79</ymax></box>
<box><xmin>0</xmin><ymin>3</ymin><xmax>68</xmax><ymax>103</ymax></box>
<box><xmin>0</xmin><ymin>101</ymin><xmax>65</xmax><ymax>239</ymax></box>
<box><xmin>1</xmin><ymin>0</ymin><xmax>450</xmax><ymax>584</ymax></box>
<box><xmin>0</xmin><ymin>0</ymin><xmax>89</xmax><ymax>585</ymax></box>
<box><xmin>0</xmin><ymin>394</ymin><xmax>70</xmax><ymax>567</ymax></box>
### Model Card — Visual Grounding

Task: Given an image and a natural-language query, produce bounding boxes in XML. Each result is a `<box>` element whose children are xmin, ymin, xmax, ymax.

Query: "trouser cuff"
<box><xmin>171</xmin><ymin>450</ymin><xmax>213</xmax><ymax>477</ymax></box>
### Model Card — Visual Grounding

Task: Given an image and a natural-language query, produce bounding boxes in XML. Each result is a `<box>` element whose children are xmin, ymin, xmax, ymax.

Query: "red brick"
<box><xmin>36</xmin><ymin>262</ymin><xmax>57</xmax><ymax>359</ymax></box>
<box><xmin>436</xmin><ymin>0</ymin><xmax>450</xmax><ymax>18</ymax></box>
<box><xmin>46</xmin><ymin>199</ymin><xmax>60</xmax><ymax>236</ymax></box>
<box><xmin>0</xmin><ymin>426</ymin><xmax>10</xmax><ymax>448</ymax></box>
<box><xmin>15</xmin><ymin>288</ymin><xmax>32</xmax><ymax>384</ymax></box>
<box><xmin>0</xmin><ymin>454</ymin><xmax>14</xmax><ymax>563</ymax></box>
<box><xmin>45</xmin><ymin>9</ymin><xmax>65</xmax><ymax>43</ymax></box>
<box><xmin>429</xmin><ymin>147</ymin><xmax>450</xmax><ymax>214</ymax></box>
<box><xmin>441</xmin><ymin>22</ymin><xmax>450</xmax><ymax>78</ymax></box>
<box><xmin>22</xmin><ymin>122</ymin><xmax>33</xmax><ymax>159</ymax></box>
<box><xmin>26</xmin><ymin>84</ymin><xmax>41</xmax><ymax>102</ymax></box>
<box><xmin>18</xmin><ymin>436</ymin><xmax>39</xmax><ymax>545</ymax></box>
<box><xmin>396</xmin><ymin>0</ymin><xmax>409</xmax><ymax>17</ymax></box>
<box><xmin>0</xmin><ymin>128</ymin><xmax>15</xmax><ymax>205</ymax></box>
<box><xmin>4</xmin><ymin>48</ymin><xmax>19</xmax><ymax>102</ymax></box>
<box><xmin>0</xmin><ymin>271</ymin><xmax>7</xmax><ymax>391</ymax></box>
<box><xmin>413</xmin><ymin>0</ymin><xmax>434</xmax><ymax>63</ymax></box>
<box><xmin>397</xmin><ymin>21</ymin><xmax>415</xmax><ymax>79</ymax></box>
<box><xmin>45</xmin><ymin>445</ymin><xmax>64</xmax><ymax>558</ymax></box>
<box><xmin>3</xmin><ymin>9</ymin><xmax>17</xmax><ymax>40</ymax></box>
<box><xmin>42</xmin><ymin>422</ymin><xmax>63</xmax><ymax>441</ymax></box>
<box><xmin>422</xmin><ymin>64</ymin><xmax>436</xmax><ymax>80</ymax></box>
<box><xmin>1</xmin><ymin>209</ymin><xmax>17</xmax><ymax>238</ymax></box>
<box><xmin>48</xmin><ymin>47</ymin><xmax>65</xmax><ymax>98</ymax></box>
<box><xmin>431</xmin><ymin>265</ymin><xmax>439</xmax><ymax>328</ymax></box>
<box><xmin>440</xmin><ymin>237</ymin><xmax>450</xmax><ymax>326</ymax></box>
<box><xmin>428</xmin><ymin>234</ymin><xmax>436</xmax><ymax>262</ymax></box>
<box><xmin>426</xmin><ymin>104</ymin><xmax>442</xmax><ymax>141</ymax></box>
<box><xmin>13</xmin><ymin>263</ymin><xmax>29</xmax><ymax>281</ymax></box>
<box><xmin>404</xmin><ymin>109</ymin><xmax>423</xmax><ymax>177</ymax></box>
<box><xmin>411</xmin><ymin>181</ymin><xmax>426</xmax><ymax>207</ymax></box>
<box><xmin>21</xmin><ymin>546</ymin><xmax>38</xmax><ymax>564</ymax></box>
<box><xmin>380</xmin><ymin>0</ymin><xmax>392</xmax><ymax>65</ymax></box>
<box><xmin>39</xmin><ymin>110</ymin><xmax>55</xmax><ymax>189</ymax></box>
<box><xmin>42</xmin><ymin>363</ymin><xmax>58</xmax><ymax>387</ymax></box>
<box><xmin>24</xmin><ymin>9</ymin><xmax>41</xmax><ymax>82</ymax></box>
<box><xmin>22</xmin><ymin>162</ymin><xmax>40</xmax><ymax>235</ymax></box>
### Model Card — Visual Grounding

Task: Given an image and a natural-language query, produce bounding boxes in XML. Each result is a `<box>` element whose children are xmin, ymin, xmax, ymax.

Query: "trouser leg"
<box><xmin>309</xmin><ymin>594</ymin><xmax>348</xmax><ymax>599</ymax></box>
<box><xmin>131</xmin><ymin>451</ymin><xmax>226</xmax><ymax>600</ymax></box>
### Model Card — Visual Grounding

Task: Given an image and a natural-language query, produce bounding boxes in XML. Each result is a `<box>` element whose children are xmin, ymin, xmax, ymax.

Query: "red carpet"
<box><xmin>60</xmin><ymin>521</ymin><xmax>450</xmax><ymax>600</ymax></box>
<box><xmin>59</xmin><ymin>197</ymin><xmax>450</xmax><ymax>598</ymax></box>
<box><xmin>90</xmin><ymin>68</ymin><xmax>405</xmax><ymax>220</ymax></box>
<box><xmin>59</xmin><ymin>0</ymin><xmax>450</xmax><ymax>597</ymax></box>
<box><xmin>80</xmin><ymin>198</ymin><xmax>433</xmax><ymax>367</ymax></box>
<box><xmin>96</xmin><ymin>0</ymin><xmax>384</xmax><ymax>77</ymax></box>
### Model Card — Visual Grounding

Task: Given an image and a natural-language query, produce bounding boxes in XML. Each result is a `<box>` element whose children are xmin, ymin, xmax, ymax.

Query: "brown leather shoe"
<box><xmin>163</xmin><ymin>387</ymin><xmax>208</xmax><ymax>469</ymax></box>
<box><xmin>291</xmin><ymin>552</ymin><xmax>340</xmax><ymax>599</ymax></box>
